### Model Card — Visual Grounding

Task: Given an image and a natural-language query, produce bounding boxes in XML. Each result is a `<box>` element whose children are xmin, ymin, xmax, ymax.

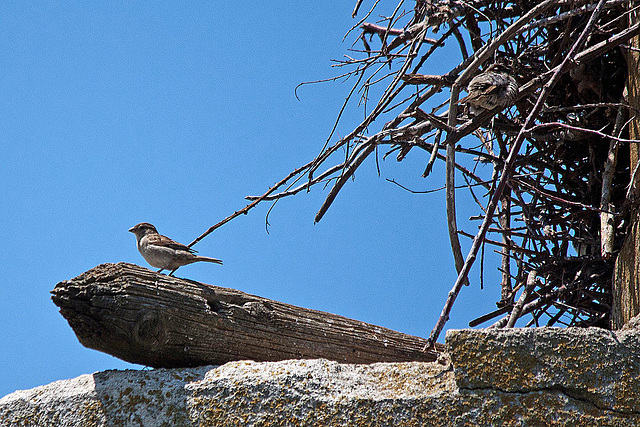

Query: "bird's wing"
<box><xmin>478</xmin><ymin>83</ymin><xmax>501</xmax><ymax>96</ymax></box>
<box><xmin>147</xmin><ymin>234</ymin><xmax>197</xmax><ymax>254</ymax></box>
<box><xmin>469</xmin><ymin>78</ymin><xmax>501</xmax><ymax>95</ymax></box>
<box><xmin>458</xmin><ymin>83</ymin><xmax>500</xmax><ymax>106</ymax></box>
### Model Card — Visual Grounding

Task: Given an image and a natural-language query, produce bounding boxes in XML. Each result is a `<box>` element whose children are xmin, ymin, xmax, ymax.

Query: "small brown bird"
<box><xmin>129</xmin><ymin>222</ymin><xmax>222</xmax><ymax>275</ymax></box>
<box><xmin>459</xmin><ymin>63</ymin><xmax>518</xmax><ymax>115</ymax></box>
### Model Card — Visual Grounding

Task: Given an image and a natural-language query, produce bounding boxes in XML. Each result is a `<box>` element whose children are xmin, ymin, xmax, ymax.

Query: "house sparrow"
<box><xmin>128</xmin><ymin>222</ymin><xmax>222</xmax><ymax>275</ymax></box>
<box><xmin>459</xmin><ymin>63</ymin><xmax>518</xmax><ymax>115</ymax></box>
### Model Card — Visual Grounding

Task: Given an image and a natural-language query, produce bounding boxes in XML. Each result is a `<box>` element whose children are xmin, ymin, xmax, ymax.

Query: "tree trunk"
<box><xmin>51</xmin><ymin>263</ymin><xmax>442</xmax><ymax>367</ymax></box>
<box><xmin>612</xmin><ymin>3</ymin><xmax>640</xmax><ymax>329</ymax></box>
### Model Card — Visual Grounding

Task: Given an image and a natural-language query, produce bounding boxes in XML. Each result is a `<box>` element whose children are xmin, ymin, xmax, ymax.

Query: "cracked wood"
<box><xmin>51</xmin><ymin>263</ymin><xmax>442</xmax><ymax>368</ymax></box>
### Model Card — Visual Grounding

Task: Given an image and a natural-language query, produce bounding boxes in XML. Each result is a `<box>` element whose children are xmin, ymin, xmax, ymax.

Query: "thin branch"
<box><xmin>188</xmin><ymin>160</ymin><xmax>316</xmax><ymax>248</ymax></box>
<box><xmin>506</xmin><ymin>270</ymin><xmax>538</xmax><ymax>327</ymax></box>
<box><xmin>600</xmin><ymin>101</ymin><xmax>626</xmax><ymax>259</ymax></box>
<box><xmin>528</xmin><ymin>121</ymin><xmax>640</xmax><ymax>144</ymax></box>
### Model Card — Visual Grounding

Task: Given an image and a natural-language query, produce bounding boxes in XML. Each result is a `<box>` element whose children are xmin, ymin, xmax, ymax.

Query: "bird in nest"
<box><xmin>459</xmin><ymin>63</ymin><xmax>518</xmax><ymax>115</ymax></box>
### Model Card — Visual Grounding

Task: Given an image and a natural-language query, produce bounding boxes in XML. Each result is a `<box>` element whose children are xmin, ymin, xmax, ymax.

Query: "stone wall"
<box><xmin>2</xmin><ymin>325</ymin><xmax>639</xmax><ymax>426</ymax></box>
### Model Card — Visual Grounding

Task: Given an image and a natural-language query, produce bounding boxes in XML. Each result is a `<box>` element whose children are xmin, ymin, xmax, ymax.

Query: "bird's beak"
<box><xmin>128</xmin><ymin>226</ymin><xmax>135</xmax><ymax>233</ymax></box>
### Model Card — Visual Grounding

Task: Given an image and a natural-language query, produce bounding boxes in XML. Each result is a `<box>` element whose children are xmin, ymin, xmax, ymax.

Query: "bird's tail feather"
<box><xmin>195</xmin><ymin>256</ymin><xmax>223</xmax><ymax>265</ymax></box>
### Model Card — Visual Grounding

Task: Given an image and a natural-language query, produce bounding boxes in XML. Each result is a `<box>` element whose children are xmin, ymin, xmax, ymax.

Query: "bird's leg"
<box><xmin>169</xmin><ymin>267</ymin><xmax>179</xmax><ymax>276</ymax></box>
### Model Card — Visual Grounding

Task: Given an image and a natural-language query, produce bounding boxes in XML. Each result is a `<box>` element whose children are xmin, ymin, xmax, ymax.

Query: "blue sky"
<box><xmin>0</xmin><ymin>2</ymin><xmax>502</xmax><ymax>397</ymax></box>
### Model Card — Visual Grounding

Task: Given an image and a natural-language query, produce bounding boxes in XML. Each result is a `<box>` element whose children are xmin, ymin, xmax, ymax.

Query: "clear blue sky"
<box><xmin>0</xmin><ymin>2</ymin><xmax>502</xmax><ymax>397</ymax></box>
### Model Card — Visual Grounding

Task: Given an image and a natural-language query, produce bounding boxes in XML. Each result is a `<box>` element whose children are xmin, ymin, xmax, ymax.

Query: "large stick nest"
<box><xmin>205</xmin><ymin>0</ymin><xmax>640</xmax><ymax>338</ymax></box>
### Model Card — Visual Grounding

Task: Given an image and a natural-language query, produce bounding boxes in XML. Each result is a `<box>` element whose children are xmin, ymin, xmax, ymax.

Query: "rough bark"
<box><xmin>612</xmin><ymin>3</ymin><xmax>640</xmax><ymax>329</ymax></box>
<box><xmin>50</xmin><ymin>263</ymin><xmax>441</xmax><ymax>367</ymax></box>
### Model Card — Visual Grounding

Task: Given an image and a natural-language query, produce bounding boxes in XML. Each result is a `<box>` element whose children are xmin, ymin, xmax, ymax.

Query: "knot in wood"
<box><xmin>134</xmin><ymin>311</ymin><xmax>166</xmax><ymax>347</ymax></box>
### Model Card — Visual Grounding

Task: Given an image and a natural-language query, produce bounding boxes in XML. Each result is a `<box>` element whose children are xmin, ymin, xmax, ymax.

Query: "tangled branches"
<box><xmin>196</xmin><ymin>0</ymin><xmax>640</xmax><ymax>344</ymax></box>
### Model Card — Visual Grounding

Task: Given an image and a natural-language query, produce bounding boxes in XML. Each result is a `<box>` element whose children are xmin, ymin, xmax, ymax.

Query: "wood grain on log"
<box><xmin>51</xmin><ymin>263</ymin><xmax>442</xmax><ymax>367</ymax></box>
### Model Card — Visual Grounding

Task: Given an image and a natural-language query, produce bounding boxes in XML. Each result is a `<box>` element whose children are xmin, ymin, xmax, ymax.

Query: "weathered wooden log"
<box><xmin>51</xmin><ymin>263</ymin><xmax>442</xmax><ymax>367</ymax></box>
